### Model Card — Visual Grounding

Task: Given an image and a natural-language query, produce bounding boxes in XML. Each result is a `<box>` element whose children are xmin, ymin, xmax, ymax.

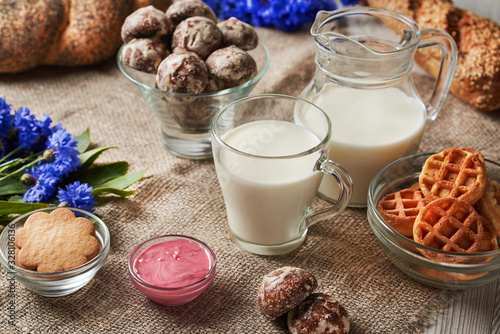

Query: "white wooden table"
<box><xmin>423</xmin><ymin>2</ymin><xmax>500</xmax><ymax>333</ymax></box>
<box><xmin>424</xmin><ymin>280</ymin><xmax>500</xmax><ymax>333</ymax></box>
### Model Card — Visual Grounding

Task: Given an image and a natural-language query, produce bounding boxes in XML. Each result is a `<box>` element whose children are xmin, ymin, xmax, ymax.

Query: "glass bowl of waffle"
<box><xmin>367</xmin><ymin>148</ymin><xmax>500</xmax><ymax>289</ymax></box>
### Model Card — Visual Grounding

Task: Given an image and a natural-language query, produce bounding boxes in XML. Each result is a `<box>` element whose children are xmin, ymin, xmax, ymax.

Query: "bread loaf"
<box><xmin>364</xmin><ymin>0</ymin><xmax>500</xmax><ymax>112</ymax></box>
<box><xmin>0</xmin><ymin>0</ymin><xmax>171</xmax><ymax>73</ymax></box>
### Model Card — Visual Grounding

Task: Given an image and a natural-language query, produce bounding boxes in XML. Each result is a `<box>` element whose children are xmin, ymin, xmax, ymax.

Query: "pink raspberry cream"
<box><xmin>129</xmin><ymin>235</ymin><xmax>216</xmax><ymax>306</ymax></box>
<box><xmin>133</xmin><ymin>239</ymin><xmax>211</xmax><ymax>288</ymax></box>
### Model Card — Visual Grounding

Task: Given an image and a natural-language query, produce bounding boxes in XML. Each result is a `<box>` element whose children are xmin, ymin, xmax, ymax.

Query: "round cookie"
<box><xmin>418</xmin><ymin>147</ymin><xmax>487</xmax><ymax>205</ymax></box>
<box><xmin>257</xmin><ymin>267</ymin><xmax>317</xmax><ymax>320</ymax></box>
<box><xmin>166</xmin><ymin>0</ymin><xmax>217</xmax><ymax>26</ymax></box>
<box><xmin>121</xmin><ymin>5</ymin><xmax>173</xmax><ymax>43</ymax></box>
<box><xmin>287</xmin><ymin>293</ymin><xmax>350</xmax><ymax>334</ymax></box>
<box><xmin>413</xmin><ymin>197</ymin><xmax>486</xmax><ymax>262</ymax></box>
<box><xmin>459</xmin><ymin>147</ymin><xmax>485</xmax><ymax>164</ymax></box>
<box><xmin>172</xmin><ymin>16</ymin><xmax>222</xmax><ymax>59</ymax></box>
<box><xmin>205</xmin><ymin>45</ymin><xmax>257</xmax><ymax>89</ymax></box>
<box><xmin>377</xmin><ymin>183</ymin><xmax>431</xmax><ymax>237</ymax></box>
<box><xmin>155</xmin><ymin>51</ymin><xmax>208</xmax><ymax>94</ymax></box>
<box><xmin>217</xmin><ymin>17</ymin><xmax>258</xmax><ymax>50</ymax></box>
<box><xmin>120</xmin><ymin>37</ymin><xmax>170</xmax><ymax>73</ymax></box>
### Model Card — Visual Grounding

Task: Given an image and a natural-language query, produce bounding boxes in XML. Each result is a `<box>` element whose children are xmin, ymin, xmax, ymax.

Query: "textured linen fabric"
<box><xmin>0</xmin><ymin>27</ymin><xmax>499</xmax><ymax>334</ymax></box>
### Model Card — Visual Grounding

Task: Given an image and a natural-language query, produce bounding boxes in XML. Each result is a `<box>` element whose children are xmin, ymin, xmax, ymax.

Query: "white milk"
<box><xmin>215</xmin><ymin>120</ymin><xmax>323</xmax><ymax>247</ymax></box>
<box><xmin>309</xmin><ymin>85</ymin><xmax>426</xmax><ymax>206</ymax></box>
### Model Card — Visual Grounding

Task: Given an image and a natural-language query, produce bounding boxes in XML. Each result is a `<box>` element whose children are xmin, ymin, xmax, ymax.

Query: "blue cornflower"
<box><xmin>46</xmin><ymin>128</ymin><xmax>80</xmax><ymax>176</ymax></box>
<box><xmin>0</xmin><ymin>97</ymin><xmax>13</xmax><ymax>138</ymax></box>
<box><xmin>205</xmin><ymin>0</ymin><xmax>359</xmax><ymax>31</ymax></box>
<box><xmin>22</xmin><ymin>162</ymin><xmax>60</xmax><ymax>202</ymax></box>
<box><xmin>57</xmin><ymin>181</ymin><xmax>96</xmax><ymax>212</ymax></box>
<box><xmin>23</xmin><ymin>184</ymin><xmax>50</xmax><ymax>203</ymax></box>
<box><xmin>14</xmin><ymin>107</ymin><xmax>39</xmax><ymax>149</ymax></box>
<box><xmin>206</xmin><ymin>0</ymin><xmax>262</xmax><ymax>26</ymax></box>
<box><xmin>13</xmin><ymin>107</ymin><xmax>54</xmax><ymax>151</ymax></box>
<box><xmin>37</xmin><ymin>114</ymin><xmax>54</xmax><ymax>139</ymax></box>
<box><xmin>50</xmin><ymin>121</ymin><xmax>62</xmax><ymax>134</ymax></box>
<box><xmin>0</xmin><ymin>97</ymin><xmax>10</xmax><ymax>113</ymax></box>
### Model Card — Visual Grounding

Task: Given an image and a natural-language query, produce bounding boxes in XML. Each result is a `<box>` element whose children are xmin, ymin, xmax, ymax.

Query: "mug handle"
<box><xmin>303</xmin><ymin>157</ymin><xmax>353</xmax><ymax>229</ymax></box>
<box><xmin>417</xmin><ymin>28</ymin><xmax>458</xmax><ymax>121</ymax></box>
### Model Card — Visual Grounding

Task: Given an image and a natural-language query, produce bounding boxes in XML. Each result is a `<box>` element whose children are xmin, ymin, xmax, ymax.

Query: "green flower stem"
<box><xmin>0</xmin><ymin>156</ymin><xmax>43</xmax><ymax>182</ymax></box>
<box><xmin>0</xmin><ymin>158</ymin><xmax>22</xmax><ymax>173</ymax></box>
<box><xmin>0</xmin><ymin>146</ymin><xmax>22</xmax><ymax>164</ymax></box>
<box><xmin>0</xmin><ymin>152</ymin><xmax>42</xmax><ymax>174</ymax></box>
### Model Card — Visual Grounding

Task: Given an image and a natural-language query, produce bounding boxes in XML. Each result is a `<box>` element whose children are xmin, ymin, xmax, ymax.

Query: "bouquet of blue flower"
<box><xmin>203</xmin><ymin>0</ymin><xmax>361</xmax><ymax>32</ymax></box>
<box><xmin>0</xmin><ymin>97</ymin><xmax>145</xmax><ymax>222</ymax></box>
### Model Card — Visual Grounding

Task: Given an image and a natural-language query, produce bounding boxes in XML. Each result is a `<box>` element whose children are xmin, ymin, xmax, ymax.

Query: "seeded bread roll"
<box><xmin>0</xmin><ymin>0</ymin><xmax>172</xmax><ymax>73</ymax></box>
<box><xmin>364</xmin><ymin>0</ymin><xmax>500</xmax><ymax>112</ymax></box>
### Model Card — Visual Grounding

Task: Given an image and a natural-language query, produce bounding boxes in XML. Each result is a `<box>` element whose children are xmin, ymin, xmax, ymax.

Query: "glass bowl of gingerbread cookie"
<box><xmin>0</xmin><ymin>207</ymin><xmax>110</xmax><ymax>297</ymax></box>
<box><xmin>367</xmin><ymin>147</ymin><xmax>500</xmax><ymax>289</ymax></box>
<box><xmin>117</xmin><ymin>4</ymin><xmax>270</xmax><ymax>159</ymax></box>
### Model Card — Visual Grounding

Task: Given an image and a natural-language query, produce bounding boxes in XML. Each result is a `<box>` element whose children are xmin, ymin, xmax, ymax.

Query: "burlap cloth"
<box><xmin>0</xmin><ymin>28</ymin><xmax>499</xmax><ymax>334</ymax></box>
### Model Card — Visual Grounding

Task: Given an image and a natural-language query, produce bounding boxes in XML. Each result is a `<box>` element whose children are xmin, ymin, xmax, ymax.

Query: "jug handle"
<box><xmin>417</xmin><ymin>28</ymin><xmax>458</xmax><ymax>121</ymax></box>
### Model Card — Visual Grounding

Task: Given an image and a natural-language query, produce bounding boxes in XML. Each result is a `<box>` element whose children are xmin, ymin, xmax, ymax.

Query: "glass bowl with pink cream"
<box><xmin>128</xmin><ymin>234</ymin><xmax>216</xmax><ymax>306</ymax></box>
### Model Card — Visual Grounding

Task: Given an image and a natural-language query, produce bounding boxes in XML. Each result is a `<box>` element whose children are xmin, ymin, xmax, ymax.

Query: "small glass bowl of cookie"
<box><xmin>0</xmin><ymin>207</ymin><xmax>110</xmax><ymax>297</ymax></box>
<box><xmin>367</xmin><ymin>147</ymin><xmax>500</xmax><ymax>289</ymax></box>
<box><xmin>117</xmin><ymin>3</ymin><xmax>270</xmax><ymax>159</ymax></box>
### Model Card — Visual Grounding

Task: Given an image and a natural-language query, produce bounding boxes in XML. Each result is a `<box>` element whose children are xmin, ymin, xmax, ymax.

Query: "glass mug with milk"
<box><xmin>300</xmin><ymin>7</ymin><xmax>458</xmax><ymax>206</ymax></box>
<box><xmin>211</xmin><ymin>94</ymin><xmax>352</xmax><ymax>255</ymax></box>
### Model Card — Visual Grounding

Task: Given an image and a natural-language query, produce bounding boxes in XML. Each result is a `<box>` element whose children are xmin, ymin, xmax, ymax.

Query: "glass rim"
<box><xmin>128</xmin><ymin>234</ymin><xmax>217</xmax><ymax>292</ymax></box>
<box><xmin>211</xmin><ymin>93</ymin><xmax>333</xmax><ymax>160</ymax></box>
<box><xmin>117</xmin><ymin>41</ymin><xmax>270</xmax><ymax>98</ymax></box>
<box><xmin>312</xmin><ymin>7</ymin><xmax>421</xmax><ymax>60</ymax></box>
<box><xmin>368</xmin><ymin>152</ymin><xmax>500</xmax><ymax>260</ymax></box>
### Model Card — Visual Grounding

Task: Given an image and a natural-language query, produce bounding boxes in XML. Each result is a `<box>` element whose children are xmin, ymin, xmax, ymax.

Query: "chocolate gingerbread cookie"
<box><xmin>288</xmin><ymin>293</ymin><xmax>350</xmax><ymax>334</ymax></box>
<box><xmin>156</xmin><ymin>51</ymin><xmax>208</xmax><ymax>94</ymax></box>
<box><xmin>166</xmin><ymin>0</ymin><xmax>217</xmax><ymax>26</ymax></box>
<box><xmin>257</xmin><ymin>267</ymin><xmax>318</xmax><ymax>320</ymax></box>
<box><xmin>120</xmin><ymin>37</ymin><xmax>170</xmax><ymax>73</ymax></box>
<box><xmin>205</xmin><ymin>45</ymin><xmax>257</xmax><ymax>90</ymax></box>
<box><xmin>121</xmin><ymin>5</ymin><xmax>173</xmax><ymax>43</ymax></box>
<box><xmin>172</xmin><ymin>16</ymin><xmax>222</xmax><ymax>59</ymax></box>
<box><xmin>217</xmin><ymin>17</ymin><xmax>258</xmax><ymax>51</ymax></box>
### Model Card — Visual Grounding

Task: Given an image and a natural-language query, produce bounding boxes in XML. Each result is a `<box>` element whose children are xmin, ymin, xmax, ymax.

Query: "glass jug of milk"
<box><xmin>300</xmin><ymin>7</ymin><xmax>458</xmax><ymax>207</ymax></box>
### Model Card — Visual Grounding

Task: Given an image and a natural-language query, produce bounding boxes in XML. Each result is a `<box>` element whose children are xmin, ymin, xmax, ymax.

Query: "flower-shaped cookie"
<box><xmin>15</xmin><ymin>208</ymin><xmax>100</xmax><ymax>272</ymax></box>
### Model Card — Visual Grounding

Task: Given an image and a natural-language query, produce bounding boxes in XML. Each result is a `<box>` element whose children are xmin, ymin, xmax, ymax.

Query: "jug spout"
<box><xmin>311</xmin><ymin>10</ymin><xmax>334</xmax><ymax>40</ymax></box>
<box><xmin>312</xmin><ymin>10</ymin><xmax>380</xmax><ymax>58</ymax></box>
<box><xmin>310</xmin><ymin>8</ymin><xmax>420</xmax><ymax>87</ymax></box>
